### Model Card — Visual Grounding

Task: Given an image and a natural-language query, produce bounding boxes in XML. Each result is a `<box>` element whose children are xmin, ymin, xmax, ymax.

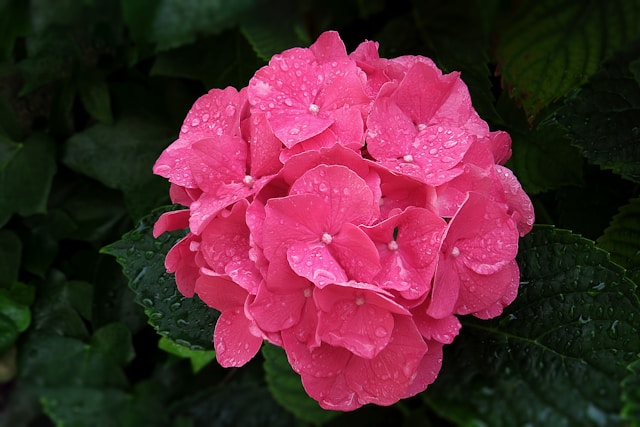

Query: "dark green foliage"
<box><xmin>1</xmin><ymin>0</ymin><xmax>639</xmax><ymax>426</ymax></box>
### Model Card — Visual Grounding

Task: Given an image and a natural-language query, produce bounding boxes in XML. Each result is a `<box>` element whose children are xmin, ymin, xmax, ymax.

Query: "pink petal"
<box><xmin>309</xmin><ymin>31</ymin><xmax>349</xmax><ymax>63</ymax></box>
<box><xmin>153</xmin><ymin>209</ymin><xmax>189</xmax><ymax>238</ymax></box>
<box><xmin>214</xmin><ymin>308</ymin><xmax>263</xmax><ymax>367</ymax></box>
<box><xmin>188</xmin><ymin>188</ymin><xmax>250</xmax><ymax>235</ymax></box>
<box><xmin>153</xmin><ymin>138</ymin><xmax>197</xmax><ymax>188</ymax></box>
<box><xmin>243</xmin><ymin>112</ymin><xmax>283</xmax><ymax>177</ymax></box>
<box><xmin>287</xmin><ymin>241</ymin><xmax>348</xmax><ymax>287</ymax></box>
<box><xmin>392</xmin><ymin>62</ymin><xmax>458</xmax><ymax>125</ymax></box>
<box><xmin>455</xmin><ymin>259</ymin><xmax>520</xmax><ymax>319</ymax></box>
<box><xmin>289</xmin><ymin>164</ymin><xmax>376</xmax><ymax>229</ymax></box>
<box><xmin>262</xmin><ymin>193</ymin><xmax>327</xmax><ymax>260</ymax></box>
<box><xmin>248</xmin><ymin>283</ymin><xmax>308</xmax><ymax>332</ymax></box>
<box><xmin>330</xmin><ymin>223</ymin><xmax>381</xmax><ymax>283</ymax></box>
<box><xmin>195</xmin><ymin>274</ymin><xmax>247</xmax><ymax>312</ymax></box>
<box><xmin>189</xmin><ymin>136</ymin><xmax>247</xmax><ymax>192</ymax></box>
<box><xmin>316</xmin><ymin>294</ymin><xmax>394</xmax><ymax>359</ymax></box>
<box><xmin>451</xmin><ymin>193</ymin><xmax>519</xmax><ymax>275</ymax></box>
<box><xmin>282</xmin><ymin>335</ymin><xmax>351</xmax><ymax>378</ymax></box>
<box><xmin>427</xmin><ymin>256</ymin><xmax>461</xmax><ymax>319</ymax></box>
<box><xmin>412</xmin><ymin>309</ymin><xmax>461</xmax><ymax>344</ymax></box>
<box><xmin>344</xmin><ymin>316</ymin><xmax>427</xmax><ymax>406</ymax></box>
<box><xmin>165</xmin><ymin>233</ymin><xmax>199</xmax><ymax>297</ymax></box>
<box><xmin>403</xmin><ymin>340</ymin><xmax>444</xmax><ymax>398</ymax></box>
<box><xmin>494</xmin><ymin>165</ymin><xmax>535</xmax><ymax>236</ymax></box>
<box><xmin>301</xmin><ymin>372</ymin><xmax>360</xmax><ymax>411</ymax></box>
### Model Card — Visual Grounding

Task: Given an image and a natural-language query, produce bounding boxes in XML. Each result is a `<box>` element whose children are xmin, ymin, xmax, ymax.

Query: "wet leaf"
<box><xmin>497</xmin><ymin>0</ymin><xmax>640</xmax><ymax>119</ymax></box>
<box><xmin>102</xmin><ymin>207</ymin><xmax>219</xmax><ymax>350</ymax></box>
<box><xmin>556</xmin><ymin>42</ymin><xmax>640</xmax><ymax>183</ymax></box>
<box><xmin>426</xmin><ymin>226</ymin><xmax>640</xmax><ymax>426</ymax></box>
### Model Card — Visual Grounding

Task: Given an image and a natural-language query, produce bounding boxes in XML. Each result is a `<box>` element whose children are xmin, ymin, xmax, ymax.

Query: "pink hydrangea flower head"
<box><xmin>152</xmin><ymin>30</ymin><xmax>534</xmax><ymax>412</ymax></box>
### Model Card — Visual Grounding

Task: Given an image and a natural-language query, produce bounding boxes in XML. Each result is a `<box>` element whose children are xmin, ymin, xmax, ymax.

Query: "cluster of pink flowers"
<box><xmin>152</xmin><ymin>31</ymin><xmax>534</xmax><ymax>411</ymax></box>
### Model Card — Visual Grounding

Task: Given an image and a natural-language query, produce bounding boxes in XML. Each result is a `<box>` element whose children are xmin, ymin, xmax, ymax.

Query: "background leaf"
<box><xmin>102</xmin><ymin>207</ymin><xmax>220</xmax><ymax>350</ymax></box>
<box><xmin>597</xmin><ymin>198</ymin><xmax>640</xmax><ymax>285</ymax></box>
<box><xmin>426</xmin><ymin>226</ymin><xmax>640</xmax><ymax>426</ymax></box>
<box><xmin>555</xmin><ymin>42</ymin><xmax>640</xmax><ymax>183</ymax></box>
<box><xmin>0</xmin><ymin>133</ymin><xmax>56</xmax><ymax>226</ymax></box>
<box><xmin>496</xmin><ymin>0</ymin><xmax>640</xmax><ymax>119</ymax></box>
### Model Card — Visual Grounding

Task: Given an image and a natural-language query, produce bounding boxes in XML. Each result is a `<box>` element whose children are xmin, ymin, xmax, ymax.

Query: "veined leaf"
<box><xmin>555</xmin><ymin>42</ymin><xmax>640</xmax><ymax>183</ymax></box>
<box><xmin>0</xmin><ymin>133</ymin><xmax>56</xmax><ymax>226</ymax></box>
<box><xmin>102</xmin><ymin>207</ymin><xmax>219</xmax><ymax>350</ymax></box>
<box><xmin>497</xmin><ymin>0</ymin><xmax>640</xmax><ymax>119</ymax></box>
<box><xmin>426</xmin><ymin>226</ymin><xmax>640</xmax><ymax>426</ymax></box>
<box><xmin>598</xmin><ymin>198</ymin><xmax>640</xmax><ymax>284</ymax></box>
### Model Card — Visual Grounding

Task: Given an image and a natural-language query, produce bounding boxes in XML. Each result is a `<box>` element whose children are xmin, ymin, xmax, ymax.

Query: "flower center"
<box><xmin>308</xmin><ymin>103</ymin><xmax>320</xmax><ymax>115</ymax></box>
<box><xmin>321</xmin><ymin>232</ymin><xmax>333</xmax><ymax>244</ymax></box>
<box><xmin>355</xmin><ymin>295</ymin><xmax>365</xmax><ymax>306</ymax></box>
<box><xmin>387</xmin><ymin>240</ymin><xmax>399</xmax><ymax>251</ymax></box>
<box><xmin>243</xmin><ymin>175</ymin><xmax>255</xmax><ymax>187</ymax></box>
<box><xmin>416</xmin><ymin>123</ymin><xmax>427</xmax><ymax>132</ymax></box>
<box><xmin>403</xmin><ymin>154</ymin><xmax>414</xmax><ymax>162</ymax></box>
<box><xmin>450</xmin><ymin>246</ymin><xmax>460</xmax><ymax>257</ymax></box>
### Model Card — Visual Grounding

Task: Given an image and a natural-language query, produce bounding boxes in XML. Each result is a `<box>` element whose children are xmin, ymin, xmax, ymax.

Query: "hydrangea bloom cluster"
<box><xmin>152</xmin><ymin>31</ymin><xmax>534</xmax><ymax>411</ymax></box>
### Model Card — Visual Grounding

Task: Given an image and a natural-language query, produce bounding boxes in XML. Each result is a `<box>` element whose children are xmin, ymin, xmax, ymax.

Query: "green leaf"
<box><xmin>41</xmin><ymin>387</ymin><xmax>131</xmax><ymax>427</ymax></box>
<box><xmin>158</xmin><ymin>336</ymin><xmax>216</xmax><ymax>373</ymax></box>
<box><xmin>496</xmin><ymin>0</ymin><xmax>640</xmax><ymax>119</ymax></box>
<box><xmin>0</xmin><ymin>314</ymin><xmax>18</xmax><ymax>356</ymax></box>
<box><xmin>0</xmin><ymin>133</ymin><xmax>57</xmax><ymax>226</ymax></box>
<box><xmin>62</xmin><ymin>116</ymin><xmax>172</xmax><ymax>219</ymax></box>
<box><xmin>426</xmin><ymin>226</ymin><xmax>640</xmax><ymax>426</ymax></box>
<box><xmin>598</xmin><ymin>198</ymin><xmax>640</xmax><ymax>284</ymax></box>
<box><xmin>151</xmin><ymin>32</ymin><xmax>265</xmax><ymax>89</ymax></box>
<box><xmin>0</xmin><ymin>0</ymin><xmax>29</xmax><ymax>60</ymax></box>
<box><xmin>507</xmin><ymin>121</ymin><xmax>584</xmax><ymax>194</ymax></box>
<box><xmin>0</xmin><ymin>229</ymin><xmax>21</xmax><ymax>288</ymax></box>
<box><xmin>90</xmin><ymin>323</ymin><xmax>135</xmax><ymax>367</ymax></box>
<box><xmin>122</xmin><ymin>0</ymin><xmax>255</xmax><ymax>52</ymax></box>
<box><xmin>0</xmin><ymin>282</ymin><xmax>34</xmax><ymax>336</ymax></box>
<box><xmin>240</xmin><ymin>0</ymin><xmax>307</xmax><ymax>62</ymax></box>
<box><xmin>555</xmin><ymin>42</ymin><xmax>640</xmax><ymax>183</ymax></box>
<box><xmin>78</xmin><ymin>71</ymin><xmax>113</xmax><ymax>124</ymax></box>
<box><xmin>262</xmin><ymin>343</ymin><xmax>339</xmax><ymax>426</ymax></box>
<box><xmin>30</xmin><ymin>273</ymin><xmax>93</xmax><ymax>339</ymax></box>
<box><xmin>622</xmin><ymin>356</ymin><xmax>640</xmax><ymax>425</ymax></box>
<box><xmin>102</xmin><ymin>206</ymin><xmax>219</xmax><ymax>350</ymax></box>
<box><xmin>171</xmin><ymin>382</ymin><xmax>296</xmax><ymax>427</ymax></box>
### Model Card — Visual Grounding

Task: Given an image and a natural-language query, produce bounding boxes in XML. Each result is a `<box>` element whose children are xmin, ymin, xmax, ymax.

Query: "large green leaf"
<box><xmin>171</xmin><ymin>382</ymin><xmax>296</xmax><ymax>427</ymax></box>
<box><xmin>597</xmin><ymin>198</ymin><xmax>640</xmax><ymax>284</ymax></box>
<box><xmin>496</xmin><ymin>0</ymin><xmax>640</xmax><ymax>119</ymax></box>
<box><xmin>426</xmin><ymin>226</ymin><xmax>640</xmax><ymax>426</ymax></box>
<box><xmin>62</xmin><ymin>116</ymin><xmax>172</xmax><ymax>219</ymax></box>
<box><xmin>240</xmin><ymin>0</ymin><xmax>308</xmax><ymax>62</ymax></box>
<box><xmin>102</xmin><ymin>207</ymin><xmax>219</xmax><ymax>350</ymax></box>
<box><xmin>0</xmin><ymin>133</ymin><xmax>56</xmax><ymax>226</ymax></box>
<box><xmin>622</xmin><ymin>356</ymin><xmax>640</xmax><ymax>425</ymax></box>
<box><xmin>262</xmin><ymin>343</ymin><xmax>339</xmax><ymax>426</ymax></box>
<box><xmin>150</xmin><ymin>32</ymin><xmax>265</xmax><ymax>89</ymax></box>
<box><xmin>121</xmin><ymin>0</ymin><xmax>255</xmax><ymax>52</ymax></box>
<box><xmin>555</xmin><ymin>42</ymin><xmax>640</xmax><ymax>183</ymax></box>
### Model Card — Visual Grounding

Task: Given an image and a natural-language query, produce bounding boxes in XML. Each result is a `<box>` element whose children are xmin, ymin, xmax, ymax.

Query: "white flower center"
<box><xmin>243</xmin><ymin>175</ymin><xmax>255</xmax><ymax>186</ymax></box>
<box><xmin>451</xmin><ymin>246</ymin><xmax>460</xmax><ymax>257</ymax></box>
<box><xmin>321</xmin><ymin>232</ymin><xmax>333</xmax><ymax>244</ymax></box>
<box><xmin>387</xmin><ymin>240</ymin><xmax>399</xmax><ymax>251</ymax></box>
<box><xmin>308</xmin><ymin>103</ymin><xmax>320</xmax><ymax>115</ymax></box>
<box><xmin>403</xmin><ymin>154</ymin><xmax>414</xmax><ymax>162</ymax></box>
